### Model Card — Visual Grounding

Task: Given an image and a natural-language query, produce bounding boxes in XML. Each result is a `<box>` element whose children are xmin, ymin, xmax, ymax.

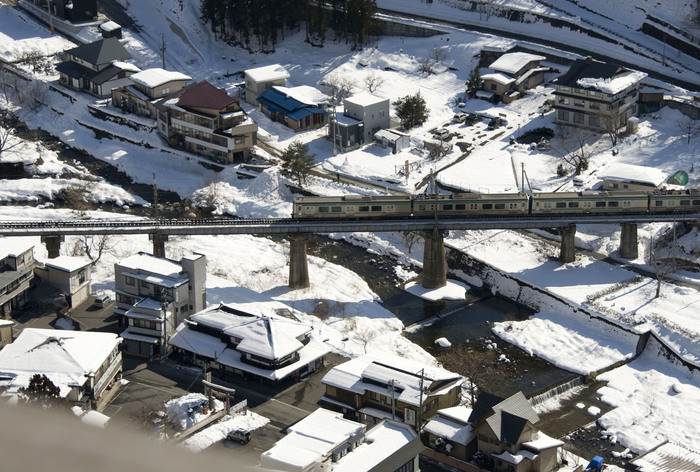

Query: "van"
<box><xmin>94</xmin><ymin>293</ymin><xmax>111</xmax><ymax>308</ymax></box>
<box><xmin>227</xmin><ymin>429</ymin><xmax>250</xmax><ymax>444</ymax></box>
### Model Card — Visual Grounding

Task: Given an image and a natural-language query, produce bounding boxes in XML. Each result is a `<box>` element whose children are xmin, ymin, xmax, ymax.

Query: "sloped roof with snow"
<box><xmin>424</xmin><ymin>415</ymin><xmax>475</xmax><ymax>445</ymax></box>
<box><xmin>345</xmin><ymin>92</ymin><xmax>388</xmax><ymax>107</ymax></box>
<box><xmin>333</xmin><ymin>420</ymin><xmax>419</xmax><ymax>472</ymax></box>
<box><xmin>630</xmin><ymin>441</ymin><xmax>700</xmax><ymax>472</ymax></box>
<box><xmin>482</xmin><ymin>73</ymin><xmax>516</xmax><ymax>85</ymax></box>
<box><xmin>489</xmin><ymin>52</ymin><xmax>545</xmax><ymax>75</ymax></box>
<box><xmin>130</xmin><ymin>68</ymin><xmax>191</xmax><ymax>89</ymax></box>
<box><xmin>0</xmin><ymin>329</ymin><xmax>120</xmax><ymax>397</ymax></box>
<box><xmin>177</xmin><ymin>81</ymin><xmax>237</xmax><ymax>110</ymax></box>
<box><xmin>0</xmin><ymin>238</ymin><xmax>34</xmax><ymax>259</ymax></box>
<box><xmin>116</xmin><ymin>252</ymin><xmax>184</xmax><ymax>279</ymax></box>
<box><xmin>577</xmin><ymin>70</ymin><xmax>647</xmax><ymax>95</ymax></box>
<box><xmin>600</xmin><ymin>162</ymin><xmax>667</xmax><ymax>186</ymax></box>
<box><xmin>245</xmin><ymin>64</ymin><xmax>289</xmax><ymax>83</ymax></box>
<box><xmin>44</xmin><ymin>256</ymin><xmax>91</xmax><ymax>273</ymax></box>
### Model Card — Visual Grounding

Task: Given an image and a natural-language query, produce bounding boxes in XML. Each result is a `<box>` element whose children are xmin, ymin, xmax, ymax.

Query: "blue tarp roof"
<box><xmin>258</xmin><ymin>87</ymin><xmax>326</xmax><ymax>121</ymax></box>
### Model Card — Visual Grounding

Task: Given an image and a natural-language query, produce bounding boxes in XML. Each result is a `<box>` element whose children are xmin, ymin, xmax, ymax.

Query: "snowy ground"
<box><xmin>1</xmin><ymin>0</ymin><xmax>700</xmax><ymax>460</ymax></box>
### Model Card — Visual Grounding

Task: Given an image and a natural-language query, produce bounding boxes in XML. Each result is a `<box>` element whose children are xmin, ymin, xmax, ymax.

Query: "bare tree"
<box><xmin>648</xmin><ymin>243</ymin><xmax>677</xmax><ymax>299</ymax></box>
<box><xmin>352</xmin><ymin>324</ymin><xmax>380</xmax><ymax>353</ymax></box>
<box><xmin>551</xmin><ymin>125</ymin><xmax>593</xmax><ymax>175</ymax></box>
<box><xmin>437</xmin><ymin>344</ymin><xmax>502</xmax><ymax>406</ymax></box>
<box><xmin>417</xmin><ymin>47</ymin><xmax>448</xmax><ymax>75</ymax></box>
<box><xmin>677</xmin><ymin>117</ymin><xmax>700</xmax><ymax>144</ymax></box>
<box><xmin>364</xmin><ymin>72</ymin><xmax>384</xmax><ymax>93</ymax></box>
<box><xmin>71</xmin><ymin>234</ymin><xmax>118</xmax><ymax>265</ymax></box>
<box><xmin>0</xmin><ymin>122</ymin><xmax>21</xmax><ymax>159</ymax></box>
<box><xmin>401</xmin><ymin>231</ymin><xmax>422</xmax><ymax>254</ymax></box>
<box><xmin>61</xmin><ymin>181</ymin><xmax>93</xmax><ymax>215</ymax></box>
<box><xmin>322</xmin><ymin>74</ymin><xmax>355</xmax><ymax>106</ymax></box>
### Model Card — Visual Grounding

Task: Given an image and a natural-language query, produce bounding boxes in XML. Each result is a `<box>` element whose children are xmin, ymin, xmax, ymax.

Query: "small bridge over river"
<box><xmin>2</xmin><ymin>212</ymin><xmax>697</xmax><ymax>289</ymax></box>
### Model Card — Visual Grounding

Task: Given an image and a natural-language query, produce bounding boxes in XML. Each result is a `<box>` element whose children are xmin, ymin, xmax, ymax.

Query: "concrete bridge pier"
<box><xmin>289</xmin><ymin>234</ymin><xmax>310</xmax><ymax>289</ymax></box>
<box><xmin>422</xmin><ymin>227</ymin><xmax>447</xmax><ymax>289</ymax></box>
<box><xmin>41</xmin><ymin>235</ymin><xmax>64</xmax><ymax>259</ymax></box>
<box><xmin>619</xmin><ymin>223</ymin><xmax>638</xmax><ymax>259</ymax></box>
<box><xmin>559</xmin><ymin>225</ymin><xmax>576</xmax><ymax>263</ymax></box>
<box><xmin>149</xmin><ymin>232</ymin><xmax>168</xmax><ymax>258</ymax></box>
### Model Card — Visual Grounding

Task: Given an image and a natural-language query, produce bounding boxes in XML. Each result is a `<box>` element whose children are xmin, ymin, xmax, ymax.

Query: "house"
<box><xmin>553</xmin><ymin>57</ymin><xmax>647</xmax><ymax>132</ymax></box>
<box><xmin>422</xmin><ymin>405</ymin><xmax>476</xmax><ymax>463</ymax></box>
<box><xmin>56</xmin><ymin>37</ymin><xmax>139</xmax><ymax>98</ymax></box>
<box><xmin>25</xmin><ymin>0</ymin><xmax>97</xmax><ymax>23</ymax></box>
<box><xmin>320</xmin><ymin>353</ymin><xmax>464</xmax><ymax>431</ymax></box>
<box><xmin>0</xmin><ymin>320</ymin><xmax>13</xmax><ymax>348</ymax></box>
<box><xmin>468</xmin><ymin>391</ymin><xmax>563</xmax><ymax>472</ymax></box>
<box><xmin>244</xmin><ymin>63</ymin><xmax>290</xmax><ymax>106</ymax></box>
<box><xmin>598</xmin><ymin>163</ymin><xmax>667</xmax><ymax>191</ymax></box>
<box><xmin>0</xmin><ymin>328</ymin><xmax>122</xmax><ymax>407</ymax></box>
<box><xmin>156</xmin><ymin>80</ymin><xmax>258</xmax><ymax>163</ymax></box>
<box><xmin>343</xmin><ymin>92</ymin><xmax>390</xmax><ymax>144</ymax></box>
<box><xmin>0</xmin><ymin>239</ymin><xmax>37</xmax><ymax>317</ymax></box>
<box><xmin>260</xmin><ymin>408</ymin><xmax>422</xmax><ymax>472</ymax></box>
<box><xmin>168</xmin><ymin>301</ymin><xmax>330</xmax><ymax>385</ymax></box>
<box><xmin>113</xmin><ymin>251</ymin><xmax>206</xmax><ymax>358</ymax></box>
<box><xmin>482</xmin><ymin>52</ymin><xmax>547</xmax><ymax>103</ymax></box>
<box><xmin>329</xmin><ymin>110</ymin><xmax>364</xmax><ymax>153</ymax></box>
<box><xmin>374</xmin><ymin>129</ymin><xmax>411</xmax><ymax>154</ymax></box>
<box><xmin>112</xmin><ymin>68</ymin><xmax>191</xmax><ymax>119</ymax></box>
<box><xmin>256</xmin><ymin>85</ymin><xmax>329</xmax><ymax>131</ymax></box>
<box><xmin>34</xmin><ymin>256</ymin><xmax>92</xmax><ymax>308</ymax></box>
<box><xmin>626</xmin><ymin>441</ymin><xmax>700</xmax><ymax>472</ymax></box>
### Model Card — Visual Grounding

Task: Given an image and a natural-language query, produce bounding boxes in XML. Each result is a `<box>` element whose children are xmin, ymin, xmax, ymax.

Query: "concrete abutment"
<box><xmin>559</xmin><ymin>225</ymin><xmax>576</xmax><ymax>263</ymax></box>
<box><xmin>41</xmin><ymin>235</ymin><xmax>64</xmax><ymax>258</ymax></box>
<box><xmin>289</xmin><ymin>234</ymin><xmax>310</xmax><ymax>289</ymax></box>
<box><xmin>619</xmin><ymin>223</ymin><xmax>638</xmax><ymax>259</ymax></box>
<box><xmin>422</xmin><ymin>227</ymin><xmax>447</xmax><ymax>289</ymax></box>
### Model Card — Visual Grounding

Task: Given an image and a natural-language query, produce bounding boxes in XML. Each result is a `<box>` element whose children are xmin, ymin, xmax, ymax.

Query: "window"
<box><xmin>573</xmin><ymin>113</ymin><xmax>584</xmax><ymax>124</ymax></box>
<box><xmin>491</xmin><ymin>83</ymin><xmax>497</xmax><ymax>91</ymax></box>
<box><xmin>141</xmin><ymin>280</ymin><xmax>149</xmax><ymax>288</ymax></box>
<box><xmin>693</xmin><ymin>200</ymin><xmax>700</xmax><ymax>206</ymax></box>
<box><xmin>595</xmin><ymin>201</ymin><xmax>606</xmax><ymax>208</ymax></box>
<box><xmin>331</xmin><ymin>206</ymin><xmax>342</xmax><ymax>212</ymax></box>
<box><xmin>443</xmin><ymin>204</ymin><xmax>453</xmax><ymax>210</ymax></box>
<box><xmin>608</xmin><ymin>201</ymin><xmax>618</xmax><ymax>207</ymax></box>
<box><xmin>559</xmin><ymin>86</ymin><xmax>570</xmax><ymax>92</ymax></box>
<box><xmin>371</xmin><ymin>205</ymin><xmax>382</xmax><ymax>211</ymax></box>
<box><xmin>655</xmin><ymin>200</ymin><xmax>664</xmax><ymax>207</ymax></box>
<box><xmin>125</xmin><ymin>276</ymin><xmax>135</xmax><ymax>286</ymax></box>
<box><xmin>558</xmin><ymin>97</ymin><xmax>570</xmax><ymax>105</ymax></box>
<box><xmin>456</xmin><ymin>204</ymin><xmax>465</xmax><ymax>210</ymax></box>
<box><xmin>574</xmin><ymin>99</ymin><xmax>585</xmax><ymax>107</ymax></box>
<box><xmin>589</xmin><ymin>90</ymin><xmax>599</xmax><ymax>97</ymax></box>
<box><xmin>359</xmin><ymin>206</ymin><xmax>370</xmax><ymax>212</ymax></box>
<box><xmin>680</xmin><ymin>200</ymin><xmax>690</xmax><ymax>206</ymax></box>
<box><xmin>482</xmin><ymin>203</ymin><xmax>493</xmax><ymax>210</ymax></box>
<box><xmin>318</xmin><ymin>207</ymin><xmax>329</xmax><ymax>213</ymax></box>
<box><xmin>558</xmin><ymin>110</ymin><xmax>569</xmax><ymax>121</ymax></box>
<box><xmin>494</xmin><ymin>203</ymin><xmax>505</xmax><ymax>209</ymax></box>
<box><xmin>568</xmin><ymin>202</ymin><xmax>579</xmax><ymax>208</ymax></box>
<box><xmin>556</xmin><ymin>202</ymin><xmax>566</xmax><ymax>208</ymax></box>
<box><xmin>161</xmin><ymin>87</ymin><xmax>170</xmax><ymax>95</ymax></box>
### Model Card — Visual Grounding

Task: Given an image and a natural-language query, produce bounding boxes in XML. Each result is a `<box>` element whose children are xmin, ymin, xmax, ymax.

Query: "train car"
<box><xmin>412</xmin><ymin>192</ymin><xmax>529</xmax><ymax>218</ymax></box>
<box><xmin>293</xmin><ymin>195</ymin><xmax>413</xmax><ymax>219</ymax></box>
<box><xmin>531</xmin><ymin>191</ymin><xmax>649</xmax><ymax>214</ymax></box>
<box><xmin>648</xmin><ymin>189</ymin><xmax>700</xmax><ymax>213</ymax></box>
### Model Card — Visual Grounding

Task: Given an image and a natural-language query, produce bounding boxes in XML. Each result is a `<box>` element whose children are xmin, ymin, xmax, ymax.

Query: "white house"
<box><xmin>343</xmin><ymin>92</ymin><xmax>390</xmax><ymax>144</ymax></box>
<box><xmin>35</xmin><ymin>256</ymin><xmax>92</xmax><ymax>308</ymax></box>
<box><xmin>0</xmin><ymin>328</ymin><xmax>122</xmax><ymax>407</ymax></box>
<box><xmin>244</xmin><ymin>63</ymin><xmax>290</xmax><ymax>106</ymax></box>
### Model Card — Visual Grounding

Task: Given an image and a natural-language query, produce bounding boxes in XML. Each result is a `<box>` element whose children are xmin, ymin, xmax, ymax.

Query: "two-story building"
<box><xmin>481</xmin><ymin>52</ymin><xmax>547</xmax><ymax>103</ymax></box>
<box><xmin>244</xmin><ymin>63</ymin><xmax>290</xmax><ymax>106</ymax></box>
<box><xmin>25</xmin><ymin>0</ymin><xmax>98</xmax><ymax>23</ymax></box>
<box><xmin>0</xmin><ymin>239</ymin><xmax>37</xmax><ymax>318</ymax></box>
<box><xmin>113</xmin><ymin>251</ymin><xmax>206</xmax><ymax>358</ymax></box>
<box><xmin>0</xmin><ymin>328</ymin><xmax>122</xmax><ymax>408</ymax></box>
<box><xmin>56</xmin><ymin>37</ymin><xmax>139</xmax><ymax>98</ymax></box>
<box><xmin>156</xmin><ymin>80</ymin><xmax>258</xmax><ymax>163</ymax></box>
<box><xmin>112</xmin><ymin>68</ymin><xmax>191</xmax><ymax>119</ymax></box>
<box><xmin>321</xmin><ymin>353</ymin><xmax>464</xmax><ymax>431</ymax></box>
<box><xmin>169</xmin><ymin>301</ymin><xmax>330</xmax><ymax>385</ymax></box>
<box><xmin>260</xmin><ymin>407</ymin><xmax>422</xmax><ymax>472</ymax></box>
<box><xmin>342</xmin><ymin>92</ymin><xmax>391</xmax><ymax>145</ymax></box>
<box><xmin>34</xmin><ymin>256</ymin><xmax>92</xmax><ymax>308</ymax></box>
<box><xmin>553</xmin><ymin>58</ymin><xmax>647</xmax><ymax>133</ymax></box>
<box><xmin>256</xmin><ymin>85</ymin><xmax>329</xmax><ymax>131</ymax></box>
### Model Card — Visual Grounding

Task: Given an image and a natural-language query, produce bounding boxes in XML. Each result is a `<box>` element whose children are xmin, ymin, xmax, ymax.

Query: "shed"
<box><xmin>374</xmin><ymin>129</ymin><xmax>411</xmax><ymax>154</ymax></box>
<box><xmin>667</xmin><ymin>170</ymin><xmax>689</xmax><ymax>186</ymax></box>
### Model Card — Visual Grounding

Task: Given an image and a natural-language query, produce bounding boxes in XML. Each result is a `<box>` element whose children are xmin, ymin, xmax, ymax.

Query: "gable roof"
<box><xmin>66</xmin><ymin>37</ymin><xmax>131</xmax><ymax>66</ymax></box>
<box><xmin>468</xmin><ymin>391</ymin><xmax>504</xmax><ymax>423</ymax></box>
<box><xmin>258</xmin><ymin>86</ymin><xmax>326</xmax><ymax>121</ymax></box>
<box><xmin>489</xmin><ymin>52</ymin><xmax>545</xmax><ymax>75</ymax></box>
<box><xmin>487</xmin><ymin>410</ymin><xmax>529</xmax><ymax>444</ymax></box>
<box><xmin>176</xmin><ymin>81</ymin><xmax>237</xmax><ymax>110</ymax></box>
<box><xmin>245</xmin><ymin>64</ymin><xmax>289</xmax><ymax>83</ymax></box>
<box><xmin>556</xmin><ymin>58</ymin><xmax>646</xmax><ymax>94</ymax></box>
<box><xmin>130</xmin><ymin>68</ymin><xmax>191</xmax><ymax>89</ymax></box>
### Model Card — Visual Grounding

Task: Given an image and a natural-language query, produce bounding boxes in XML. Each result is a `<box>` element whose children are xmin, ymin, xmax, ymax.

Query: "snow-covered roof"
<box><xmin>600</xmin><ymin>162</ymin><xmax>667</xmax><ymax>186</ymax></box>
<box><xmin>577</xmin><ymin>70</ymin><xmax>647</xmax><ymax>95</ymax></box>
<box><xmin>130</xmin><ymin>68</ymin><xmax>191</xmax><ymax>89</ymax></box>
<box><xmin>482</xmin><ymin>73</ymin><xmax>516</xmax><ymax>85</ymax></box>
<box><xmin>522</xmin><ymin>431</ymin><xmax>564</xmax><ymax>451</ymax></box>
<box><xmin>271</xmin><ymin>85</ymin><xmax>328</xmax><ymax>106</ymax></box>
<box><xmin>438</xmin><ymin>405</ymin><xmax>472</xmax><ymax>425</ymax></box>
<box><xmin>423</xmin><ymin>416</ymin><xmax>475</xmax><ymax>445</ymax></box>
<box><xmin>492</xmin><ymin>449</ymin><xmax>538</xmax><ymax>465</ymax></box>
<box><xmin>345</xmin><ymin>92</ymin><xmax>388</xmax><ymax>107</ymax></box>
<box><xmin>225</xmin><ymin>317</ymin><xmax>309</xmax><ymax>359</ymax></box>
<box><xmin>0</xmin><ymin>320</ymin><xmax>14</xmax><ymax>327</ymax></box>
<box><xmin>0</xmin><ymin>238</ymin><xmax>34</xmax><ymax>259</ymax></box>
<box><xmin>117</xmin><ymin>252</ymin><xmax>183</xmax><ymax>279</ymax></box>
<box><xmin>0</xmin><ymin>328</ymin><xmax>120</xmax><ymax>397</ymax></box>
<box><xmin>245</xmin><ymin>64</ymin><xmax>289</xmax><ymax>83</ymax></box>
<box><xmin>333</xmin><ymin>420</ymin><xmax>418</xmax><ymax>472</ymax></box>
<box><xmin>99</xmin><ymin>21</ymin><xmax>120</xmax><ymax>32</ymax></box>
<box><xmin>374</xmin><ymin>129</ymin><xmax>408</xmax><ymax>142</ymax></box>
<box><xmin>43</xmin><ymin>256</ymin><xmax>91</xmax><ymax>273</ymax></box>
<box><xmin>112</xmin><ymin>61</ymin><xmax>140</xmax><ymax>73</ymax></box>
<box><xmin>261</xmin><ymin>408</ymin><xmax>364</xmax><ymax>469</ymax></box>
<box><xmin>322</xmin><ymin>353</ymin><xmax>463</xmax><ymax>407</ymax></box>
<box><xmin>630</xmin><ymin>441</ymin><xmax>700</xmax><ymax>472</ymax></box>
<box><xmin>489</xmin><ymin>52</ymin><xmax>545</xmax><ymax>75</ymax></box>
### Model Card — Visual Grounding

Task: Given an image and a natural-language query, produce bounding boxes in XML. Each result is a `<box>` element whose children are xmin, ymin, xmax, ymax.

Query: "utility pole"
<box><xmin>417</xmin><ymin>368</ymin><xmax>425</xmax><ymax>431</ymax></box>
<box><xmin>47</xmin><ymin>0</ymin><xmax>55</xmax><ymax>34</ymax></box>
<box><xmin>152</xmin><ymin>173</ymin><xmax>158</xmax><ymax>218</ymax></box>
<box><xmin>387</xmin><ymin>379</ymin><xmax>396</xmax><ymax>421</ymax></box>
<box><xmin>159</xmin><ymin>34</ymin><xmax>167</xmax><ymax>70</ymax></box>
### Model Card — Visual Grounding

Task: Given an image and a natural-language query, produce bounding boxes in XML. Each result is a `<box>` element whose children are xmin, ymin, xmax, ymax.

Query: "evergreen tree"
<box><xmin>280</xmin><ymin>140</ymin><xmax>316</xmax><ymax>186</ymax></box>
<box><xmin>18</xmin><ymin>374</ymin><xmax>67</xmax><ymax>410</ymax></box>
<box><xmin>393</xmin><ymin>92</ymin><xmax>430</xmax><ymax>130</ymax></box>
<box><xmin>466</xmin><ymin>67</ymin><xmax>482</xmax><ymax>98</ymax></box>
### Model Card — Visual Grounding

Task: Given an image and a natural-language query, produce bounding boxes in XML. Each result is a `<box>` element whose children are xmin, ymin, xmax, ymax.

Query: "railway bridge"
<box><xmin>1</xmin><ymin>212</ymin><xmax>697</xmax><ymax>289</ymax></box>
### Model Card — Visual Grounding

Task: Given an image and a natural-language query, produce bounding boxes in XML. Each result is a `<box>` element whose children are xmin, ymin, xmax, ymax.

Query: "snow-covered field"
<box><xmin>1</xmin><ymin>0</ymin><xmax>699</xmax><ymax>461</ymax></box>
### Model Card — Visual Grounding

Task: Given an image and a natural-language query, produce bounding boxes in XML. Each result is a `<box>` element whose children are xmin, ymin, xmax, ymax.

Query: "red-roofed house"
<box><xmin>156</xmin><ymin>81</ymin><xmax>258</xmax><ymax>163</ymax></box>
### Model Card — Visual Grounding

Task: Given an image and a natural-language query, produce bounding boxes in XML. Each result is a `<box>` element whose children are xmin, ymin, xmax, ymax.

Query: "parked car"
<box><xmin>227</xmin><ymin>429</ymin><xmax>251</xmax><ymax>444</ymax></box>
<box><xmin>463</xmin><ymin>113</ymin><xmax>481</xmax><ymax>125</ymax></box>
<box><xmin>452</xmin><ymin>113</ymin><xmax>467</xmax><ymax>123</ymax></box>
<box><xmin>94</xmin><ymin>292</ymin><xmax>111</xmax><ymax>308</ymax></box>
<box><xmin>434</xmin><ymin>128</ymin><xmax>449</xmax><ymax>138</ymax></box>
<box><xmin>487</xmin><ymin>117</ymin><xmax>504</xmax><ymax>130</ymax></box>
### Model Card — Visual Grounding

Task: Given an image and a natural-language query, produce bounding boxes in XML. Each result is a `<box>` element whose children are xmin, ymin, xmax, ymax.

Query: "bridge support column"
<box><xmin>560</xmin><ymin>225</ymin><xmax>576</xmax><ymax>263</ymax></box>
<box><xmin>149</xmin><ymin>232</ymin><xmax>168</xmax><ymax>259</ymax></box>
<box><xmin>619</xmin><ymin>223</ymin><xmax>638</xmax><ymax>259</ymax></box>
<box><xmin>422</xmin><ymin>227</ymin><xmax>446</xmax><ymax>289</ymax></box>
<box><xmin>289</xmin><ymin>235</ymin><xmax>310</xmax><ymax>290</ymax></box>
<box><xmin>41</xmin><ymin>235</ymin><xmax>64</xmax><ymax>259</ymax></box>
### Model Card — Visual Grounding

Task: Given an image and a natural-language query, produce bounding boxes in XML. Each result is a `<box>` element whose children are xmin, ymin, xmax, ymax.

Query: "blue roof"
<box><xmin>258</xmin><ymin>87</ymin><xmax>326</xmax><ymax>120</ymax></box>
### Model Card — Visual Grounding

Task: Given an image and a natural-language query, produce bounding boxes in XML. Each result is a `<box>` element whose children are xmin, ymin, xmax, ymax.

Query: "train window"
<box><xmin>443</xmin><ymin>204</ymin><xmax>453</xmax><ymax>210</ymax></box>
<box><xmin>359</xmin><ymin>206</ymin><xmax>370</xmax><ymax>212</ymax></box>
<box><xmin>556</xmin><ymin>202</ymin><xmax>566</xmax><ymax>208</ymax></box>
<box><xmin>693</xmin><ymin>200</ymin><xmax>700</xmax><ymax>206</ymax></box>
<box><xmin>456</xmin><ymin>204</ymin><xmax>465</xmax><ymax>210</ymax></box>
<box><xmin>371</xmin><ymin>205</ymin><xmax>382</xmax><ymax>211</ymax></box>
<box><xmin>495</xmin><ymin>204</ymin><xmax>505</xmax><ymax>210</ymax></box>
<box><xmin>654</xmin><ymin>200</ymin><xmax>663</xmax><ymax>207</ymax></box>
<box><xmin>319</xmin><ymin>207</ymin><xmax>329</xmax><ymax>213</ymax></box>
<box><xmin>608</xmin><ymin>201</ymin><xmax>618</xmax><ymax>207</ymax></box>
<box><xmin>568</xmin><ymin>202</ymin><xmax>579</xmax><ymax>208</ymax></box>
<box><xmin>331</xmin><ymin>206</ymin><xmax>342</xmax><ymax>212</ymax></box>
<box><xmin>469</xmin><ymin>204</ymin><xmax>477</xmax><ymax>210</ymax></box>
<box><xmin>418</xmin><ymin>205</ymin><xmax>426</xmax><ymax>211</ymax></box>
<box><xmin>595</xmin><ymin>201</ymin><xmax>606</xmax><ymax>208</ymax></box>
<box><xmin>680</xmin><ymin>200</ymin><xmax>690</xmax><ymax>206</ymax></box>
<box><xmin>482</xmin><ymin>204</ymin><xmax>493</xmax><ymax>210</ymax></box>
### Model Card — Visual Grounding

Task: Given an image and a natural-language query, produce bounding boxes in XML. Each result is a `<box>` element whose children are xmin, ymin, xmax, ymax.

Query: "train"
<box><xmin>292</xmin><ymin>189</ymin><xmax>700</xmax><ymax>219</ymax></box>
